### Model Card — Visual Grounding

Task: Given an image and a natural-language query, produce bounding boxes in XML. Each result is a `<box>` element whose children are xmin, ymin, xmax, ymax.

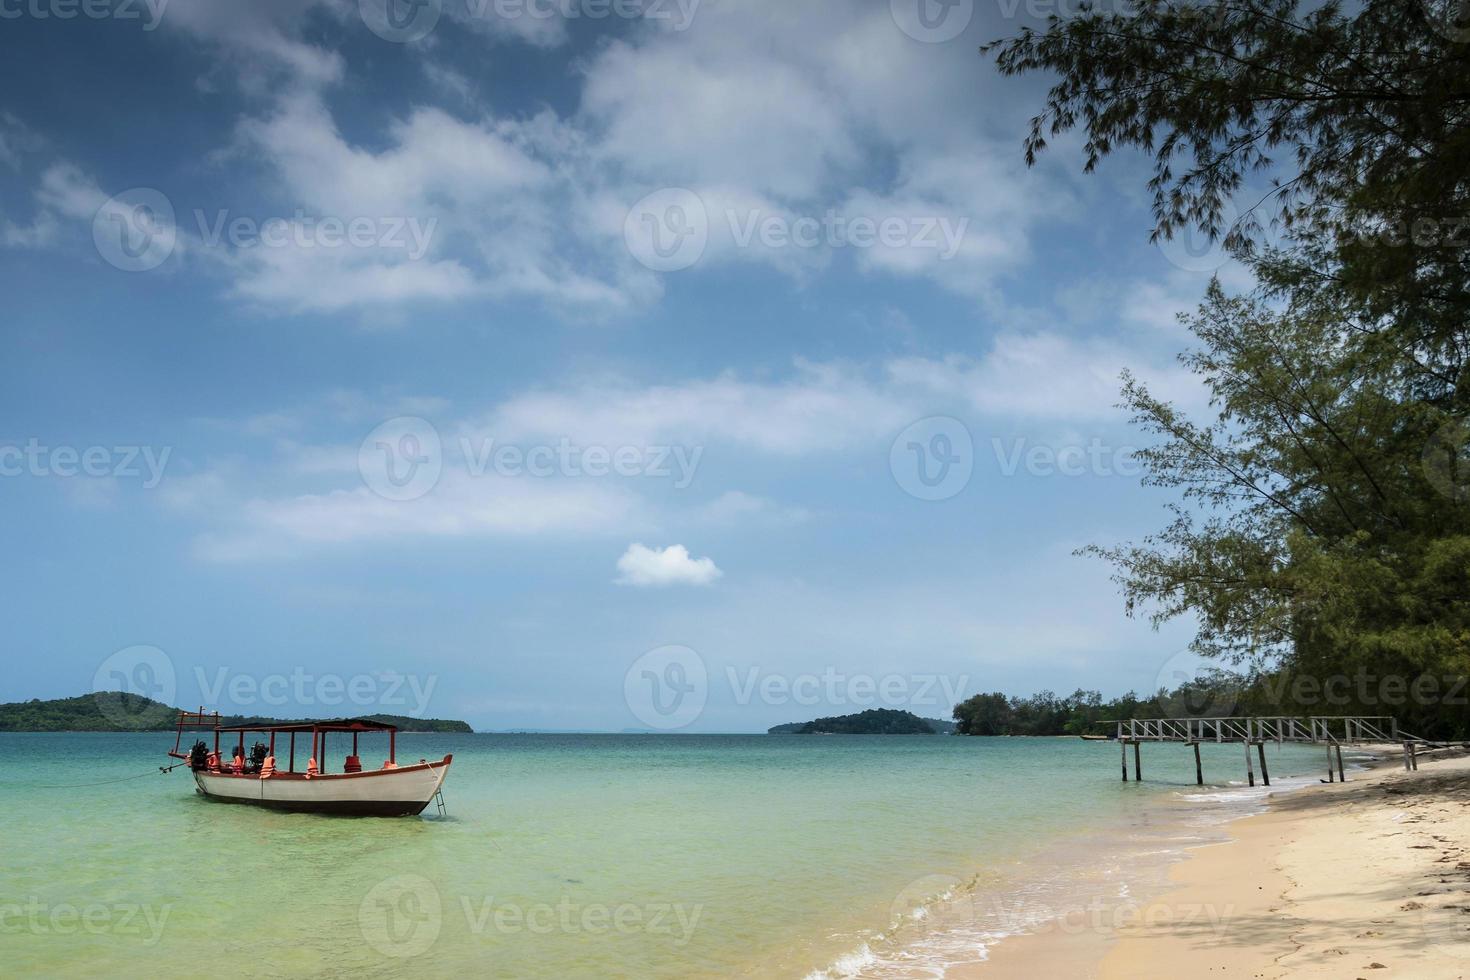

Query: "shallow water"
<box><xmin>0</xmin><ymin>732</ymin><xmax>1334</xmax><ymax>978</ymax></box>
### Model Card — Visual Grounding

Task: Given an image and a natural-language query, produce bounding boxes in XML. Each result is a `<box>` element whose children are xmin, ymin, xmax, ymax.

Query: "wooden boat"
<box><xmin>1078</xmin><ymin>734</ymin><xmax>1111</xmax><ymax>741</ymax></box>
<box><xmin>166</xmin><ymin>710</ymin><xmax>451</xmax><ymax>817</ymax></box>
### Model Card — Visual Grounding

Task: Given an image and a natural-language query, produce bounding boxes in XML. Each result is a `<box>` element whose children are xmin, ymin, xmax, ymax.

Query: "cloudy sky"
<box><xmin>0</xmin><ymin>0</ymin><xmax>1246</xmax><ymax>731</ymax></box>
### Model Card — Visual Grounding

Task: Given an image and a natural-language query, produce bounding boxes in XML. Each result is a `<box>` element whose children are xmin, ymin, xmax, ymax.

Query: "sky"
<box><xmin>0</xmin><ymin>0</ymin><xmax>1253</xmax><ymax>732</ymax></box>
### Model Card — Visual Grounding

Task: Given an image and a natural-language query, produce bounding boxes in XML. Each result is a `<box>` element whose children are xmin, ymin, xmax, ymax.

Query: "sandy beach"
<box><xmin>968</xmin><ymin>748</ymin><xmax>1470</xmax><ymax>979</ymax></box>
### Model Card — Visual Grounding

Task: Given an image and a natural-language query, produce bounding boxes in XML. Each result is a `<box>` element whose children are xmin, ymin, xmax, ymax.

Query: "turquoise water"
<box><xmin>0</xmin><ymin>733</ymin><xmax>1337</xmax><ymax>977</ymax></box>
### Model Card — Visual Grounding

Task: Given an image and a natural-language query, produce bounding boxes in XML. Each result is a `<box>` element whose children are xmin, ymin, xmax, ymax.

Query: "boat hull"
<box><xmin>192</xmin><ymin>755</ymin><xmax>451</xmax><ymax>817</ymax></box>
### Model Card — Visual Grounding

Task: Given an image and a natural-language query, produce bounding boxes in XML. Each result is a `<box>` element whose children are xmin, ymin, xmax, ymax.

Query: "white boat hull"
<box><xmin>192</xmin><ymin>755</ymin><xmax>451</xmax><ymax>816</ymax></box>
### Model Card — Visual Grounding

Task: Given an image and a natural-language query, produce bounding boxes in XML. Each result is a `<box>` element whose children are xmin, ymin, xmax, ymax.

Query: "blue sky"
<box><xmin>0</xmin><ymin>0</ymin><xmax>1250</xmax><ymax>731</ymax></box>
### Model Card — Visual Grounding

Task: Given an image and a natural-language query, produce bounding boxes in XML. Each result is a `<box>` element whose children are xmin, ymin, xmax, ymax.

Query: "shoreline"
<box><xmin>960</xmin><ymin>746</ymin><xmax>1470</xmax><ymax>978</ymax></box>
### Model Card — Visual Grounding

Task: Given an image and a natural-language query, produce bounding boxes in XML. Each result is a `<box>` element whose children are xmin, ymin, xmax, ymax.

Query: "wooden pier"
<box><xmin>1111</xmin><ymin>716</ymin><xmax>1442</xmax><ymax>787</ymax></box>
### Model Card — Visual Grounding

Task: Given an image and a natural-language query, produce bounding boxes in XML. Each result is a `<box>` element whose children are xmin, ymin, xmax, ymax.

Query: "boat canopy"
<box><xmin>169</xmin><ymin>709</ymin><xmax>404</xmax><ymax>772</ymax></box>
<box><xmin>173</xmin><ymin>710</ymin><xmax>402</xmax><ymax>735</ymax></box>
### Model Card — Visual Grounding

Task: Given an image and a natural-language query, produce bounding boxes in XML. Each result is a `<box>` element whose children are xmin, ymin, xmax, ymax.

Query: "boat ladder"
<box><xmin>432</xmin><ymin>786</ymin><xmax>448</xmax><ymax>818</ymax></box>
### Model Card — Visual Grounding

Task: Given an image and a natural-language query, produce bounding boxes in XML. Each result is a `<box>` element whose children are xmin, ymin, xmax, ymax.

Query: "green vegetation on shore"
<box><xmin>0</xmin><ymin>693</ymin><xmax>473</xmax><ymax>733</ymax></box>
<box><xmin>983</xmin><ymin>2</ymin><xmax>1470</xmax><ymax>740</ymax></box>
<box><xmin>768</xmin><ymin>708</ymin><xmax>955</xmax><ymax>735</ymax></box>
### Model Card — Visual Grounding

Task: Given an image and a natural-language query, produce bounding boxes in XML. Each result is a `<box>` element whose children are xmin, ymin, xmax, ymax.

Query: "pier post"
<box><xmin>1193</xmin><ymin>742</ymin><xmax>1203</xmax><ymax>786</ymax></box>
<box><xmin>1133</xmin><ymin>741</ymin><xmax>1142</xmax><ymax>782</ymax></box>
<box><xmin>1335</xmin><ymin>744</ymin><xmax>1345</xmax><ymax>782</ymax></box>
<box><xmin>1257</xmin><ymin>741</ymin><xmax>1269</xmax><ymax>787</ymax></box>
<box><xmin>1245</xmin><ymin>741</ymin><xmax>1255</xmax><ymax>787</ymax></box>
<box><xmin>1121</xmin><ymin>739</ymin><xmax>1128</xmax><ymax>782</ymax></box>
<box><xmin>1409</xmin><ymin>742</ymin><xmax>1418</xmax><ymax>771</ymax></box>
<box><xmin>1327</xmin><ymin>745</ymin><xmax>1337</xmax><ymax>782</ymax></box>
<box><xmin>1403</xmin><ymin>742</ymin><xmax>1411</xmax><ymax>771</ymax></box>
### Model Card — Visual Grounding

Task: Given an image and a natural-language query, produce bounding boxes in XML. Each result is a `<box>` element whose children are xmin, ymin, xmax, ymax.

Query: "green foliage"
<box><xmin>986</xmin><ymin>0</ymin><xmax>1470</xmax><ymax>732</ymax></box>
<box><xmin>0</xmin><ymin>693</ymin><xmax>176</xmax><ymax>731</ymax></box>
<box><xmin>768</xmin><ymin>709</ymin><xmax>951</xmax><ymax>735</ymax></box>
<box><xmin>0</xmin><ymin>694</ymin><xmax>474</xmax><ymax>733</ymax></box>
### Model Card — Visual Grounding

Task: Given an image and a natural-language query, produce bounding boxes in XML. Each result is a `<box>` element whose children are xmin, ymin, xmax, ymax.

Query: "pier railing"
<box><xmin>1110</xmin><ymin>715</ymin><xmax>1419</xmax><ymax>787</ymax></box>
<box><xmin>1115</xmin><ymin>715</ymin><xmax>1399</xmax><ymax>745</ymax></box>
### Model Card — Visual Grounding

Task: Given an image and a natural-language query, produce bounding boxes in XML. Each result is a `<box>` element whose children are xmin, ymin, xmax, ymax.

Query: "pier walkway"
<box><xmin>1111</xmin><ymin>715</ymin><xmax>1454</xmax><ymax>786</ymax></box>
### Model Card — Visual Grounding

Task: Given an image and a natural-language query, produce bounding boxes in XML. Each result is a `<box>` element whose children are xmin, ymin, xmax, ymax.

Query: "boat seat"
<box><xmin>343</xmin><ymin>755</ymin><xmax>362</xmax><ymax>773</ymax></box>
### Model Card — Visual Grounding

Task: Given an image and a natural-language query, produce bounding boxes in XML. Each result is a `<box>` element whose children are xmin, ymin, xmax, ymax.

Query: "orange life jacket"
<box><xmin>260</xmin><ymin>755</ymin><xmax>275</xmax><ymax>778</ymax></box>
<box><xmin>306</xmin><ymin>757</ymin><xmax>319</xmax><ymax>777</ymax></box>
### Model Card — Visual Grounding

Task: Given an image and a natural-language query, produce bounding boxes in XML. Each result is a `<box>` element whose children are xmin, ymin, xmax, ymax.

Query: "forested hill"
<box><xmin>768</xmin><ymin>709</ymin><xmax>955</xmax><ymax>734</ymax></box>
<box><xmin>0</xmin><ymin>694</ymin><xmax>473</xmax><ymax>733</ymax></box>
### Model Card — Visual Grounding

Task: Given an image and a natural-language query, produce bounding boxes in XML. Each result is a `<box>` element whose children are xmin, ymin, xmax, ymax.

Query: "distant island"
<box><xmin>0</xmin><ymin>693</ymin><xmax>473</xmax><ymax>733</ymax></box>
<box><xmin>768</xmin><ymin>708</ymin><xmax>956</xmax><ymax>735</ymax></box>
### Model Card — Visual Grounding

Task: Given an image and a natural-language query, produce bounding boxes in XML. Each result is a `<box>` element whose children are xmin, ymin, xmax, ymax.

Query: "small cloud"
<box><xmin>615</xmin><ymin>543</ymin><xmax>722</xmax><ymax>588</ymax></box>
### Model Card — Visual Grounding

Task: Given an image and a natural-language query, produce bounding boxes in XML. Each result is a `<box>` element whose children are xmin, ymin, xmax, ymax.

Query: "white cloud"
<box><xmin>886</xmin><ymin>333</ymin><xmax>1204</xmax><ymax>422</ymax></box>
<box><xmin>480</xmin><ymin>361</ymin><xmax>915</xmax><ymax>455</ymax></box>
<box><xmin>693</xmin><ymin>491</ymin><xmax>809</xmax><ymax>527</ymax></box>
<box><xmin>158</xmin><ymin>0</ymin><xmax>344</xmax><ymax>89</ymax></box>
<box><xmin>615</xmin><ymin>543</ymin><xmax>721</xmax><ymax>587</ymax></box>
<box><xmin>2</xmin><ymin>161</ymin><xmax>105</xmax><ymax>249</ymax></box>
<box><xmin>163</xmin><ymin>334</ymin><xmax>1196</xmax><ymax>562</ymax></box>
<box><xmin>223</xmin><ymin>91</ymin><xmax>658</xmax><ymax>316</ymax></box>
<box><xmin>193</xmin><ymin>473</ymin><xmax>646</xmax><ymax>562</ymax></box>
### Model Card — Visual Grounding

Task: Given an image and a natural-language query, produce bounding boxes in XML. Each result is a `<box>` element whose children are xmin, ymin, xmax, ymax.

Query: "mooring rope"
<box><xmin>20</xmin><ymin>761</ymin><xmax>190</xmax><ymax>789</ymax></box>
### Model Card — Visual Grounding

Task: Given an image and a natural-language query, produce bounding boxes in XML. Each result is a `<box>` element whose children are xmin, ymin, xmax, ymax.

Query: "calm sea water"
<box><xmin>0</xmin><ymin>732</ymin><xmax>1341</xmax><ymax>978</ymax></box>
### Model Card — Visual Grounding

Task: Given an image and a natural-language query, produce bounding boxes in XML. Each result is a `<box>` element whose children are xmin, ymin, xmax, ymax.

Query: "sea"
<box><xmin>0</xmin><ymin>732</ymin><xmax>1352</xmax><ymax>978</ymax></box>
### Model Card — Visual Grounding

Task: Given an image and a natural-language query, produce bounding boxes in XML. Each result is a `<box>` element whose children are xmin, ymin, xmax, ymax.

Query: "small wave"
<box><xmin>804</xmin><ymin>943</ymin><xmax>878</xmax><ymax>980</ymax></box>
